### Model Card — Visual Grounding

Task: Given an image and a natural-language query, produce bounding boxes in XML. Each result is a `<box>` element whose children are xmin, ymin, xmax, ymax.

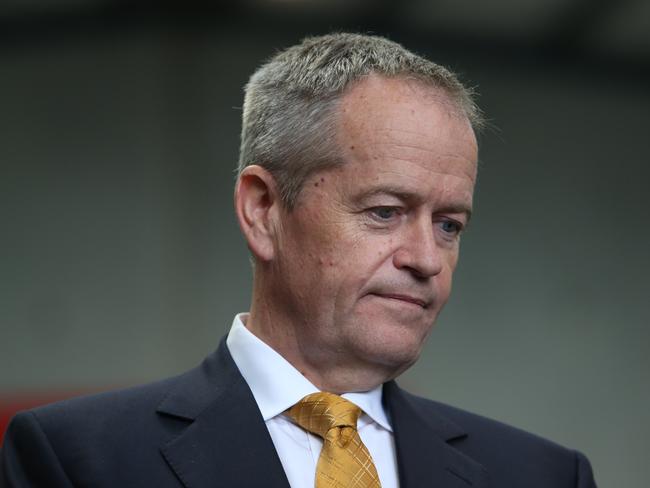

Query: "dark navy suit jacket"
<box><xmin>1</xmin><ymin>339</ymin><xmax>596</xmax><ymax>487</ymax></box>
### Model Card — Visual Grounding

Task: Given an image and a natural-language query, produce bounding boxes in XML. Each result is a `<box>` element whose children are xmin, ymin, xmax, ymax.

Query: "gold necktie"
<box><xmin>287</xmin><ymin>392</ymin><xmax>382</xmax><ymax>488</ymax></box>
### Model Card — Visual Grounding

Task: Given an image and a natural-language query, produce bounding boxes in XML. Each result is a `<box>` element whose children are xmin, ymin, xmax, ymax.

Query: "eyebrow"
<box><xmin>439</xmin><ymin>204</ymin><xmax>473</xmax><ymax>224</ymax></box>
<box><xmin>355</xmin><ymin>186</ymin><xmax>417</xmax><ymax>203</ymax></box>
<box><xmin>354</xmin><ymin>186</ymin><xmax>473</xmax><ymax>222</ymax></box>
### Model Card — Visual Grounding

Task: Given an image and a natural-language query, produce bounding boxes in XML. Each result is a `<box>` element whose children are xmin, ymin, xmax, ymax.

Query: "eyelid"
<box><xmin>436</xmin><ymin>213</ymin><xmax>466</xmax><ymax>226</ymax></box>
<box><xmin>365</xmin><ymin>205</ymin><xmax>468</xmax><ymax>233</ymax></box>
<box><xmin>367</xmin><ymin>205</ymin><xmax>402</xmax><ymax>221</ymax></box>
<box><xmin>436</xmin><ymin>217</ymin><xmax>464</xmax><ymax>236</ymax></box>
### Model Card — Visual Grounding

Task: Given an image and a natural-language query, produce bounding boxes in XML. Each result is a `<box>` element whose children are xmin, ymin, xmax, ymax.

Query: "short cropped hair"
<box><xmin>238</xmin><ymin>32</ymin><xmax>482</xmax><ymax>208</ymax></box>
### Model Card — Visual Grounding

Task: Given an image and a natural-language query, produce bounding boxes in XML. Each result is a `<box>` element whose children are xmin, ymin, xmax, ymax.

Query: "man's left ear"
<box><xmin>234</xmin><ymin>165</ymin><xmax>281</xmax><ymax>262</ymax></box>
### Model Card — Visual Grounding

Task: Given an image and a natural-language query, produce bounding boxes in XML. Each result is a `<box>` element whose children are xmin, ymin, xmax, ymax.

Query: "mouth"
<box><xmin>371</xmin><ymin>293</ymin><xmax>429</xmax><ymax>309</ymax></box>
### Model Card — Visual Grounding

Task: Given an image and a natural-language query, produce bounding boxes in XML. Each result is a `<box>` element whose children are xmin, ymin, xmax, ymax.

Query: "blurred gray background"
<box><xmin>1</xmin><ymin>1</ymin><xmax>649</xmax><ymax>486</ymax></box>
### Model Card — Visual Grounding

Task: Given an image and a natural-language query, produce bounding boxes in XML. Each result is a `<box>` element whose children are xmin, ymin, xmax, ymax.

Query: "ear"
<box><xmin>234</xmin><ymin>165</ymin><xmax>282</xmax><ymax>262</ymax></box>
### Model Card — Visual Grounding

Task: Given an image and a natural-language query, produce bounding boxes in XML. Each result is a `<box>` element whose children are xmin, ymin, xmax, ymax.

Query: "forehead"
<box><xmin>333</xmin><ymin>75</ymin><xmax>478</xmax><ymax>196</ymax></box>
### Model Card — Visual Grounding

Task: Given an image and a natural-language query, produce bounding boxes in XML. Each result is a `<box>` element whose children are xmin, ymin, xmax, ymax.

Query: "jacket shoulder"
<box><xmin>404</xmin><ymin>391</ymin><xmax>565</xmax><ymax>448</ymax></box>
<box><xmin>398</xmin><ymin>389</ymin><xmax>596</xmax><ymax>487</ymax></box>
<box><xmin>25</xmin><ymin>339</ymin><xmax>237</xmax><ymax>437</ymax></box>
<box><xmin>29</xmin><ymin>371</ymin><xmax>187</xmax><ymax>432</ymax></box>
<box><xmin>2</xmin><ymin>367</ymin><xmax>207</xmax><ymax>487</ymax></box>
<box><xmin>2</xmin><ymin>343</ymin><xmax>244</xmax><ymax>487</ymax></box>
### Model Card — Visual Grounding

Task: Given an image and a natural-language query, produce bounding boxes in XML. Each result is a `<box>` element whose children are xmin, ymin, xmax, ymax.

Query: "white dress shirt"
<box><xmin>226</xmin><ymin>313</ymin><xmax>400</xmax><ymax>488</ymax></box>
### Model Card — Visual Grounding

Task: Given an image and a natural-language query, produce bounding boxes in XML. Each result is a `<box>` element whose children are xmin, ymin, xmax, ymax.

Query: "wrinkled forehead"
<box><xmin>336</xmin><ymin>75</ymin><xmax>478</xmax><ymax>180</ymax></box>
<box><xmin>339</xmin><ymin>74</ymin><xmax>472</xmax><ymax>129</ymax></box>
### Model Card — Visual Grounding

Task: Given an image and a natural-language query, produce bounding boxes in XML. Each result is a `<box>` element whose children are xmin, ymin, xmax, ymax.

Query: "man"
<box><xmin>1</xmin><ymin>33</ymin><xmax>596</xmax><ymax>487</ymax></box>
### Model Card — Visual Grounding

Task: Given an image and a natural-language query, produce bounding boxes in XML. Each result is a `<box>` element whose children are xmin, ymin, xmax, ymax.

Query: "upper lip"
<box><xmin>372</xmin><ymin>293</ymin><xmax>429</xmax><ymax>308</ymax></box>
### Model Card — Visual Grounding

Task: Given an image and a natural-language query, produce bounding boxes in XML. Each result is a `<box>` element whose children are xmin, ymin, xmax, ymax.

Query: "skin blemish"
<box><xmin>350</xmin><ymin>145</ymin><xmax>355</xmax><ymax>150</ymax></box>
<box><xmin>320</xmin><ymin>177</ymin><xmax>325</xmax><ymax>182</ymax></box>
<box><xmin>314</xmin><ymin>182</ymin><xmax>319</xmax><ymax>187</ymax></box>
<box><xmin>329</xmin><ymin>261</ymin><xmax>334</xmax><ymax>267</ymax></box>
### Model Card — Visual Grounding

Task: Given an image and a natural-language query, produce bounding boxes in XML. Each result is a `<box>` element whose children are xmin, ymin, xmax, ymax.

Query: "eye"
<box><xmin>369</xmin><ymin>206</ymin><xmax>399</xmax><ymax>221</ymax></box>
<box><xmin>438</xmin><ymin>219</ymin><xmax>463</xmax><ymax>236</ymax></box>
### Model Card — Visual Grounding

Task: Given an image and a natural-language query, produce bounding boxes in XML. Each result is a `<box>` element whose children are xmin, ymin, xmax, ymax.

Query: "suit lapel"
<box><xmin>156</xmin><ymin>340</ymin><xmax>290</xmax><ymax>488</ymax></box>
<box><xmin>384</xmin><ymin>381</ymin><xmax>489</xmax><ymax>488</ymax></box>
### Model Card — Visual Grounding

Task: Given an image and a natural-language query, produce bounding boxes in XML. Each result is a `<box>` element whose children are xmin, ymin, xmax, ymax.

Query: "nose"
<box><xmin>392</xmin><ymin>218</ymin><xmax>443</xmax><ymax>278</ymax></box>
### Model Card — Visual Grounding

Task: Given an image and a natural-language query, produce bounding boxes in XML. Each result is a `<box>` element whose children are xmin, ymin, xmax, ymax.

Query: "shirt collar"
<box><xmin>226</xmin><ymin>313</ymin><xmax>392</xmax><ymax>432</ymax></box>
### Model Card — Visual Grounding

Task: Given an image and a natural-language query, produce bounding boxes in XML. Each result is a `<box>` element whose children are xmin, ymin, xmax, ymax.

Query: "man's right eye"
<box><xmin>369</xmin><ymin>207</ymin><xmax>398</xmax><ymax>220</ymax></box>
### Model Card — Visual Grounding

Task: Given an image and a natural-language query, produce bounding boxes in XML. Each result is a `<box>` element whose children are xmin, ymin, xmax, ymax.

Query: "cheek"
<box><xmin>343</xmin><ymin>238</ymin><xmax>398</xmax><ymax>288</ymax></box>
<box><xmin>307</xmin><ymin>227</ymin><xmax>361</xmax><ymax>270</ymax></box>
<box><xmin>312</xmin><ymin>237</ymin><xmax>393</xmax><ymax>298</ymax></box>
<box><xmin>303</xmin><ymin>237</ymin><xmax>342</xmax><ymax>270</ymax></box>
<box><xmin>444</xmin><ymin>249</ymin><xmax>460</xmax><ymax>275</ymax></box>
<box><xmin>435</xmin><ymin>261</ymin><xmax>457</xmax><ymax>300</ymax></box>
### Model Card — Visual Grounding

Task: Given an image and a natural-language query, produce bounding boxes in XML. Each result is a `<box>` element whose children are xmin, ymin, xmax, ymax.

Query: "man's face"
<box><xmin>270</xmin><ymin>75</ymin><xmax>478</xmax><ymax>380</ymax></box>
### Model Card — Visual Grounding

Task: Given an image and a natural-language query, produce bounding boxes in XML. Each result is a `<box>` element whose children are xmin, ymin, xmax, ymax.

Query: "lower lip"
<box><xmin>371</xmin><ymin>294</ymin><xmax>426</xmax><ymax>309</ymax></box>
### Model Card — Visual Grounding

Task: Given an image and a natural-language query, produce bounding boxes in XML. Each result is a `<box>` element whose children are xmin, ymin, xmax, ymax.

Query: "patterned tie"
<box><xmin>287</xmin><ymin>392</ymin><xmax>382</xmax><ymax>488</ymax></box>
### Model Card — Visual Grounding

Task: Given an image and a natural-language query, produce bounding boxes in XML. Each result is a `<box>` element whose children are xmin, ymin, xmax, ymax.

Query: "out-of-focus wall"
<box><xmin>1</xmin><ymin>22</ymin><xmax>648</xmax><ymax>487</ymax></box>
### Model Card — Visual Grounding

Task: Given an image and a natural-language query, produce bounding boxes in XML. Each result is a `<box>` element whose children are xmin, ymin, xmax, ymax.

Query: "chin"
<box><xmin>353</xmin><ymin>327</ymin><xmax>429</xmax><ymax>372</ymax></box>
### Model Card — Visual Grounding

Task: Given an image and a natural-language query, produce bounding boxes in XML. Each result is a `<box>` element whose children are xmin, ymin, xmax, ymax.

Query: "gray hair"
<box><xmin>238</xmin><ymin>32</ymin><xmax>482</xmax><ymax>208</ymax></box>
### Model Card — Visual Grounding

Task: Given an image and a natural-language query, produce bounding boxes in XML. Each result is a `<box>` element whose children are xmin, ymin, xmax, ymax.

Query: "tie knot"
<box><xmin>287</xmin><ymin>392</ymin><xmax>362</xmax><ymax>440</ymax></box>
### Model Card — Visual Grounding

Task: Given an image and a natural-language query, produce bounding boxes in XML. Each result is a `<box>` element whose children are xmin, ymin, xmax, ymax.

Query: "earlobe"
<box><xmin>234</xmin><ymin>165</ymin><xmax>280</xmax><ymax>262</ymax></box>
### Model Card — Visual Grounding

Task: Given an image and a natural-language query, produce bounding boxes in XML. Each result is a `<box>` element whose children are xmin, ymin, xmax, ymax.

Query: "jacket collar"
<box><xmin>384</xmin><ymin>381</ymin><xmax>490</xmax><ymax>487</ymax></box>
<box><xmin>156</xmin><ymin>339</ymin><xmax>291</xmax><ymax>488</ymax></box>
